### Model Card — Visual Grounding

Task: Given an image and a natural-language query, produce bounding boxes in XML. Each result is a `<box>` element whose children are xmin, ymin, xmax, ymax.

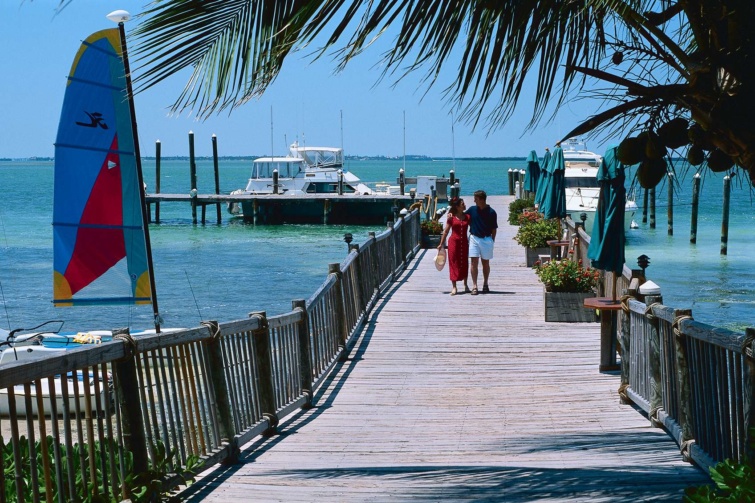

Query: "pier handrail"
<box><xmin>0</xmin><ymin>209</ymin><xmax>421</xmax><ymax>502</ymax></box>
<box><xmin>564</xmin><ymin>213</ymin><xmax>755</xmax><ymax>474</ymax></box>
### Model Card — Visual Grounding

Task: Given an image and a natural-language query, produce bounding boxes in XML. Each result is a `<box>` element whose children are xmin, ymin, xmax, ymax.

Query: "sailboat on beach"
<box><xmin>0</xmin><ymin>11</ymin><xmax>168</xmax><ymax>415</ymax></box>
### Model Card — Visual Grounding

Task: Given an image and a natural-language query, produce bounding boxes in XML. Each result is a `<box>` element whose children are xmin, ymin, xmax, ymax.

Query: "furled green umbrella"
<box><xmin>523</xmin><ymin>150</ymin><xmax>540</xmax><ymax>196</ymax></box>
<box><xmin>540</xmin><ymin>146</ymin><xmax>566</xmax><ymax>219</ymax></box>
<box><xmin>534</xmin><ymin>148</ymin><xmax>552</xmax><ymax>209</ymax></box>
<box><xmin>587</xmin><ymin>145</ymin><xmax>626</xmax><ymax>299</ymax></box>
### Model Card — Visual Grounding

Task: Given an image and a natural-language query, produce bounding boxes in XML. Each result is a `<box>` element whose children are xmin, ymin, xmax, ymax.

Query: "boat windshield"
<box><xmin>564</xmin><ymin>177</ymin><xmax>599</xmax><ymax>188</ymax></box>
<box><xmin>252</xmin><ymin>160</ymin><xmax>303</xmax><ymax>179</ymax></box>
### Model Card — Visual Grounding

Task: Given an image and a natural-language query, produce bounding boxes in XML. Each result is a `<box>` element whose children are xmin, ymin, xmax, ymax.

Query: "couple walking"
<box><xmin>437</xmin><ymin>190</ymin><xmax>498</xmax><ymax>296</ymax></box>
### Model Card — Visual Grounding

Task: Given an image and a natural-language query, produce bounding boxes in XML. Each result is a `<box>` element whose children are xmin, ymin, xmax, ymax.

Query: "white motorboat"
<box><xmin>229</xmin><ymin>142</ymin><xmax>374</xmax><ymax>206</ymax></box>
<box><xmin>562</xmin><ymin>138</ymin><xmax>638</xmax><ymax>233</ymax></box>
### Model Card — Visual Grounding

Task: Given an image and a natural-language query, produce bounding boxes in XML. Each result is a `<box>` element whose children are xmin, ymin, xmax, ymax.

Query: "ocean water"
<box><xmin>0</xmin><ymin>158</ymin><xmax>751</xmax><ymax>334</ymax></box>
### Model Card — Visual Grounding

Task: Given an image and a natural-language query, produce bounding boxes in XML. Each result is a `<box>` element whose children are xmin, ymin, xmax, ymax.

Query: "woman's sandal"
<box><xmin>450</xmin><ymin>287</ymin><xmax>457</xmax><ymax>296</ymax></box>
<box><xmin>471</xmin><ymin>287</ymin><xmax>478</xmax><ymax>295</ymax></box>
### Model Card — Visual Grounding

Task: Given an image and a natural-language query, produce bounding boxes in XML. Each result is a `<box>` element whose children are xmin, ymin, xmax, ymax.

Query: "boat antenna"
<box><xmin>403</xmin><ymin>110</ymin><xmax>406</xmax><ymax>171</ymax></box>
<box><xmin>340</xmin><ymin>110</ymin><xmax>344</xmax><ymax>152</ymax></box>
<box><xmin>110</xmin><ymin>10</ymin><xmax>162</xmax><ymax>334</ymax></box>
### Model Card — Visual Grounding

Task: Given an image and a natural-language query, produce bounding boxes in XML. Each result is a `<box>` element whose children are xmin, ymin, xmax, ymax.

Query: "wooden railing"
<box><xmin>564</xmin><ymin>215</ymin><xmax>755</xmax><ymax>473</ymax></box>
<box><xmin>0</xmin><ymin>210</ymin><xmax>421</xmax><ymax>502</ymax></box>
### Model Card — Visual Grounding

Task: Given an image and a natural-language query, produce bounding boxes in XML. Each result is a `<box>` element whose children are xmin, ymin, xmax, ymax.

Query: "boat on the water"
<box><xmin>226</xmin><ymin>142</ymin><xmax>411</xmax><ymax>224</ymax></box>
<box><xmin>561</xmin><ymin>138</ymin><xmax>638</xmax><ymax>232</ymax></box>
<box><xmin>230</xmin><ymin>142</ymin><xmax>374</xmax><ymax>200</ymax></box>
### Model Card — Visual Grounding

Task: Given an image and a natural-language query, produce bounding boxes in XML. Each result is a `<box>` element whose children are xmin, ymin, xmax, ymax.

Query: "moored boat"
<box><xmin>561</xmin><ymin>138</ymin><xmax>638</xmax><ymax>232</ymax></box>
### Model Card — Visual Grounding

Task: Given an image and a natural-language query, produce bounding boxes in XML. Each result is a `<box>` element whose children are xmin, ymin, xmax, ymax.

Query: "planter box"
<box><xmin>421</xmin><ymin>235</ymin><xmax>442</xmax><ymax>249</ymax></box>
<box><xmin>544</xmin><ymin>290</ymin><xmax>598</xmax><ymax>323</ymax></box>
<box><xmin>526</xmin><ymin>246</ymin><xmax>550</xmax><ymax>267</ymax></box>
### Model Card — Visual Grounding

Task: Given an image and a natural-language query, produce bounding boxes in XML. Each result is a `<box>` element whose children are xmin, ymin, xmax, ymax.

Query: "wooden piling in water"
<box><xmin>507</xmin><ymin>169</ymin><xmax>514</xmax><ymax>195</ymax></box>
<box><xmin>721</xmin><ymin>174</ymin><xmax>731</xmax><ymax>255</ymax></box>
<box><xmin>667</xmin><ymin>172</ymin><xmax>674</xmax><ymax>236</ymax></box>
<box><xmin>189</xmin><ymin>131</ymin><xmax>197</xmax><ymax>224</ymax></box>
<box><xmin>399</xmin><ymin>168</ymin><xmax>405</xmax><ymax>195</ymax></box>
<box><xmin>649</xmin><ymin>187</ymin><xmax>656</xmax><ymax>229</ymax></box>
<box><xmin>155</xmin><ymin>140</ymin><xmax>161</xmax><ymax>224</ymax></box>
<box><xmin>212</xmin><ymin>134</ymin><xmax>221</xmax><ymax>224</ymax></box>
<box><xmin>642</xmin><ymin>188</ymin><xmax>648</xmax><ymax>224</ymax></box>
<box><xmin>690</xmin><ymin>173</ymin><xmax>700</xmax><ymax>244</ymax></box>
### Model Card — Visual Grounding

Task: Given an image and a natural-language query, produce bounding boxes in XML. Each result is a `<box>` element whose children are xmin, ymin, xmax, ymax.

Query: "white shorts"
<box><xmin>469</xmin><ymin>235</ymin><xmax>494</xmax><ymax>260</ymax></box>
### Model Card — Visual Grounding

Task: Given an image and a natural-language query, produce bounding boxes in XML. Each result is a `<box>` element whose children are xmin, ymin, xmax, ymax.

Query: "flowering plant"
<box><xmin>420</xmin><ymin>219</ymin><xmax>444</xmax><ymax>235</ymax></box>
<box><xmin>513</xmin><ymin>218</ymin><xmax>560</xmax><ymax>248</ymax></box>
<box><xmin>534</xmin><ymin>258</ymin><xmax>601</xmax><ymax>293</ymax></box>
<box><xmin>517</xmin><ymin>210</ymin><xmax>543</xmax><ymax>226</ymax></box>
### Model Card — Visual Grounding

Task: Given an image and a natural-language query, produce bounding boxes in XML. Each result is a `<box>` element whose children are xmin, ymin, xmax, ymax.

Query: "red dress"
<box><xmin>447</xmin><ymin>214</ymin><xmax>470</xmax><ymax>281</ymax></box>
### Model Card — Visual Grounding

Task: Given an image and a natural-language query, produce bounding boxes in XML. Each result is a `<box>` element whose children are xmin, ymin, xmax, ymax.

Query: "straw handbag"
<box><xmin>434</xmin><ymin>248</ymin><xmax>446</xmax><ymax>271</ymax></box>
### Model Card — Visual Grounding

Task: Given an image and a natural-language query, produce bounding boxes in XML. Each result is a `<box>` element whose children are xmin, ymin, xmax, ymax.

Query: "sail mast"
<box><xmin>116</xmin><ymin>19</ymin><xmax>161</xmax><ymax>333</ymax></box>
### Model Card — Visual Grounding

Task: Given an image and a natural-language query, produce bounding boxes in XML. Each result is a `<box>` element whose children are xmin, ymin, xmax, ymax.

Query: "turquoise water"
<box><xmin>0</xmin><ymin>158</ymin><xmax>752</xmax><ymax>333</ymax></box>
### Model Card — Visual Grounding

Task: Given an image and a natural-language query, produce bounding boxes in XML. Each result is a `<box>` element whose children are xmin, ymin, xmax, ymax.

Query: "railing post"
<box><xmin>646</xmin><ymin>295</ymin><xmax>663</xmax><ymax>428</ymax></box>
<box><xmin>203</xmin><ymin>320</ymin><xmax>239</xmax><ymax>463</ymax></box>
<box><xmin>349</xmin><ymin>244</ymin><xmax>366</xmax><ymax>314</ymax></box>
<box><xmin>112</xmin><ymin>328</ymin><xmax>149</xmax><ymax>477</ymax></box>
<box><xmin>292</xmin><ymin>300</ymin><xmax>313</xmax><ymax>409</ymax></box>
<box><xmin>368</xmin><ymin>231</ymin><xmax>381</xmax><ymax>297</ymax></box>
<box><xmin>619</xmin><ymin>272</ymin><xmax>641</xmax><ymax>404</ymax></box>
<box><xmin>386</xmin><ymin>221</ymin><xmax>395</xmax><ymax>281</ymax></box>
<box><xmin>249</xmin><ymin>311</ymin><xmax>278</xmax><ymax>435</ymax></box>
<box><xmin>673</xmin><ymin>308</ymin><xmax>694</xmax><ymax>461</ymax></box>
<box><xmin>328</xmin><ymin>263</ymin><xmax>349</xmax><ymax>360</ymax></box>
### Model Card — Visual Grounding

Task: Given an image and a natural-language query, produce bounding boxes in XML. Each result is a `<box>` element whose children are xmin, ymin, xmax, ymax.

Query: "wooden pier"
<box><xmin>179</xmin><ymin>195</ymin><xmax>708</xmax><ymax>501</ymax></box>
<box><xmin>146</xmin><ymin>192</ymin><xmax>413</xmax><ymax>225</ymax></box>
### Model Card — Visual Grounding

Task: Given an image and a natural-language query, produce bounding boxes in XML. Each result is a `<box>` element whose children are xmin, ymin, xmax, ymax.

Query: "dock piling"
<box><xmin>154</xmin><ymin>139</ymin><xmax>161</xmax><ymax>224</ymax></box>
<box><xmin>690</xmin><ymin>173</ymin><xmax>700</xmax><ymax>244</ymax></box>
<box><xmin>649</xmin><ymin>187</ymin><xmax>656</xmax><ymax>229</ymax></box>
<box><xmin>642</xmin><ymin>188</ymin><xmax>648</xmax><ymax>224</ymax></box>
<box><xmin>507</xmin><ymin>169</ymin><xmax>514</xmax><ymax>195</ymax></box>
<box><xmin>399</xmin><ymin>168</ymin><xmax>405</xmax><ymax>195</ymax></box>
<box><xmin>189</xmin><ymin>131</ymin><xmax>197</xmax><ymax>225</ymax></box>
<box><xmin>721</xmin><ymin>174</ymin><xmax>731</xmax><ymax>255</ymax></box>
<box><xmin>212</xmin><ymin>134</ymin><xmax>221</xmax><ymax>224</ymax></box>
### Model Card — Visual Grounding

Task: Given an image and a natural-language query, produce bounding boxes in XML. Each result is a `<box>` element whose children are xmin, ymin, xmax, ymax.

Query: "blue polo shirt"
<box><xmin>466</xmin><ymin>205</ymin><xmax>498</xmax><ymax>238</ymax></box>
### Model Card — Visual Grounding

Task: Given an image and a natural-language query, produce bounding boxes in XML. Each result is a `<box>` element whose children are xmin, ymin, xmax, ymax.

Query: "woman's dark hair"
<box><xmin>449</xmin><ymin>197</ymin><xmax>464</xmax><ymax>216</ymax></box>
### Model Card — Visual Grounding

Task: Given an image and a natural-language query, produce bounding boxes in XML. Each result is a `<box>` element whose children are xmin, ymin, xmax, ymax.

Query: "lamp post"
<box><xmin>637</xmin><ymin>254</ymin><xmax>650</xmax><ymax>276</ymax></box>
<box><xmin>343</xmin><ymin>233</ymin><xmax>353</xmax><ymax>253</ymax></box>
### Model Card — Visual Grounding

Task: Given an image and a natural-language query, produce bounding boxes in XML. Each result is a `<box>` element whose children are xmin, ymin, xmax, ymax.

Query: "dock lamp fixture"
<box><xmin>344</xmin><ymin>233</ymin><xmax>353</xmax><ymax>253</ymax></box>
<box><xmin>637</xmin><ymin>254</ymin><xmax>650</xmax><ymax>276</ymax></box>
<box><xmin>106</xmin><ymin>10</ymin><xmax>131</xmax><ymax>23</ymax></box>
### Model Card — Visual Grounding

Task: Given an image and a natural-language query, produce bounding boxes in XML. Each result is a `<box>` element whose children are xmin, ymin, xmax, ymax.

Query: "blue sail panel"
<box><xmin>53</xmin><ymin>28</ymin><xmax>151</xmax><ymax>307</ymax></box>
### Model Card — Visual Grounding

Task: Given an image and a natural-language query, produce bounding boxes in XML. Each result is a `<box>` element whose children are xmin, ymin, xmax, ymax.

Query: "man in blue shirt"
<box><xmin>465</xmin><ymin>190</ymin><xmax>498</xmax><ymax>294</ymax></box>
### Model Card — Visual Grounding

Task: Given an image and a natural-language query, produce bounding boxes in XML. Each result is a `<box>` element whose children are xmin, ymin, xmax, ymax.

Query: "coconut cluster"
<box><xmin>617</xmin><ymin>118</ymin><xmax>737</xmax><ymax>188</ymax></box>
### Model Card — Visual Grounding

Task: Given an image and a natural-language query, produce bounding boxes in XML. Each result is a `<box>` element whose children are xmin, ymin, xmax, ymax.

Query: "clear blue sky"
<box><xmin>1</xmin><ymin>1</ymin><xmax>612</xmax><ymax>158</ymax></box>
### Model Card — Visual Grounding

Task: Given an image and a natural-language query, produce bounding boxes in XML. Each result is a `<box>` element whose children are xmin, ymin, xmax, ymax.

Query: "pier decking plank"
<box><xmin>182</xmin><ymin>196</ymin><xmax>709</xmax><ymax>502</ymax></box>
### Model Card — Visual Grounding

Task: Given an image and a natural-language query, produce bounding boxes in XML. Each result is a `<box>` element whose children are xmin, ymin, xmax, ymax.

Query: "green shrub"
<box><xmin>685</xmin><ymin>444</ymin><xmax>755</xmax><ymax>502</ymax></box>
<box><xmin>508</xmin><ymin>197</ymin><xmax>536</xmax><ymax>225</ymax></box>
<box><xmin>513</xmin><ymin>218</ymin><xmax>560</xmax><ymax>249</ymax></box>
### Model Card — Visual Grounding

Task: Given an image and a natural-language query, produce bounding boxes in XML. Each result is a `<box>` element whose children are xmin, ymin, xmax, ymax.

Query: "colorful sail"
<box><xmin>53</xmin><ymin>28</ymin><xmax>151</xmax><ymax>307</ymax></box>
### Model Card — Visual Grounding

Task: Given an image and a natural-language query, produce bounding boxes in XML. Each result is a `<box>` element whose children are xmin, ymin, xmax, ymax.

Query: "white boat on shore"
<box><xmin>562</xmin><ymin>138</ymin><xmax>638</xmax><ymax>232</ymax></box>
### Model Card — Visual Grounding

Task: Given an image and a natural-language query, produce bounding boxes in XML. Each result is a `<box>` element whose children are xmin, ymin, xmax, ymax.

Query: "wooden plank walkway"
<box><xmin>182</xmin><ymin>196</ymin><xmax>709</xmax><ymax>502</ymax></box>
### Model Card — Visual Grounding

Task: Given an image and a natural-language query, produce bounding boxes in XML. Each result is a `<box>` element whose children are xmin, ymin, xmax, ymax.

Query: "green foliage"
<box><xmin>420</xmin><ymin>219</ymin><xmax>443</xmax><ymax>236</ymax></box>
<box><xmin>513</xmin><ymin>218</ymin><xmax>560</xmax><ymax>249</ymax></box>
<box><xmin>534</xmin><ymin>258</ymin><xmax>600</xmax><ymax>293</ymax></box>
<box><xmin>2</xmin><ymin>435</ymin><xmax>202</xmax><ymax>503</ymax></box>
<box><xmin>685</xmin><ymin>445</ymin><xmax>755</xmax><ymax>502</ymax></box>
<box><xmin>507</xmin><ymin>197</ymin><xmax>536</xmax><ymax>225</ymax></box>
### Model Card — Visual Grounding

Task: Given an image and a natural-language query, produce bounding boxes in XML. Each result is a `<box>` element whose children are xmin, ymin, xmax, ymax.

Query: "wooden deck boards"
<box><xmin>182</xmin><ymin>196</ymin><xmax>709</xmax><ymax>502</ymax></box>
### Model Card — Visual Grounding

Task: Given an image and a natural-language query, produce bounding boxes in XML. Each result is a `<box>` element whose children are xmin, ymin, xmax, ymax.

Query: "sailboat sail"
<box><xmin>53</xmin><ymin>28</ymin><xmax>151</xmax><ymax>307</ymax></box>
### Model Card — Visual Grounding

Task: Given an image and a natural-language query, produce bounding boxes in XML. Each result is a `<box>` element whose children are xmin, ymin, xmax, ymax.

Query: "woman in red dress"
<box><xmin>438</xmin><ymin>197</ymin><xmax>470</xmax><ymax>295</ymax></box>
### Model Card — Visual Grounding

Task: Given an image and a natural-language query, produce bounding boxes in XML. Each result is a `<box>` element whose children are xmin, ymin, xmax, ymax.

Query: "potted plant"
<box><xmin>534</xmin><ymin>258</ymin><xmax>600</xmax><ymax>322</ymax></box>
<box><xmin>420</xmin><ymin>219</ymin><xmax>444</xmax><ymax>249</ymax></box>
<box><xmin>513</xmin><ymin>217</ymin><xmax>560</xmax><ymax>266</ymax></box>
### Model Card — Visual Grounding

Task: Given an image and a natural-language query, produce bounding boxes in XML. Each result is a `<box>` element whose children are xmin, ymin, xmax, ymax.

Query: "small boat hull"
<box><xmin>0</xmin><ymin>372</ymin><xmax>109</xmax><ymax>417</ymax></box>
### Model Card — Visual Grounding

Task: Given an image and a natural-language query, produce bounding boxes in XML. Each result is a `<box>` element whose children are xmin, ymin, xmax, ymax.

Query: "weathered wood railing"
<box><xmin>0</xmin><ymin>210</ymin><xmax>420</xmax><ymax>502</ymax></box>
<box><xmin>565</xmin><ymin>214</ymin><xmax>755</xmax><ymax>473</ymax></box>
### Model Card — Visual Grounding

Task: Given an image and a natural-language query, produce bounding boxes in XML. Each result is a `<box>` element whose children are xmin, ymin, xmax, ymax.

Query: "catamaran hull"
<box><xmin>0</xmin><ymin>375</ymin><xmax>109</xmax><ymax>417</ymax></box>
